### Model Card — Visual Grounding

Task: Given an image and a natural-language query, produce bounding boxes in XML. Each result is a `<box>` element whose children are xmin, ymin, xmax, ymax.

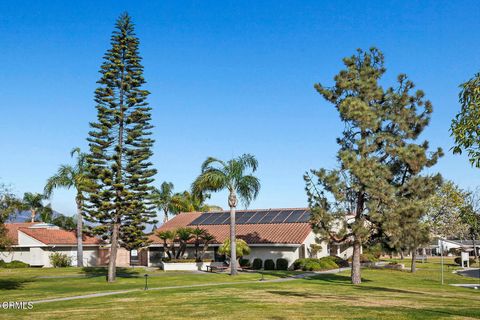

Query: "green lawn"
<box><xmin>1</xmin><ymin>258</ymin><xmax>479</xmax><ymax>319</ymax></box>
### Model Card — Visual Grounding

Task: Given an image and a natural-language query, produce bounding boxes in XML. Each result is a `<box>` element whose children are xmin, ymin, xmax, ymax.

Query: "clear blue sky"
<box><xmin>1</xmin><ymin>1</ymin><xmax>479</xmax><ymax>218</ymax></box>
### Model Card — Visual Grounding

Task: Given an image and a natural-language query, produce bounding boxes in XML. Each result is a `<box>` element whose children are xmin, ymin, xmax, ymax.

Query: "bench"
<box><xmin>207</xmin><ymin>265</ymin><xmax>228</xmax><ymax>272</ymax></box>
<box><xmin>415</xmin><ymin>256</ymin><xmax>428</xmax><ymax>263</ymax></box>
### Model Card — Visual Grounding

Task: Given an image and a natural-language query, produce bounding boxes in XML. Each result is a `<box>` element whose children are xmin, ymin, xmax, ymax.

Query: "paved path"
<box><xmin>32</xmin><ymin>268</ymin><xmax>349</xmax><ymax>305</ymax></box>
<box><xmin>456</xmin><ymin>268</ymin><xmax>480</xmax><ymax>279</ymax></box>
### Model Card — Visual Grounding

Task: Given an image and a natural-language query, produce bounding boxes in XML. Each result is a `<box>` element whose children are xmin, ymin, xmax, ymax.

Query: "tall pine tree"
<box><xmin>305</xmin><ymin>48</ymin><xmax>442</xmax><ymax>284</ymax></box>
<box><xmin>85</xmin><ymin>13</ymin><xmax>156</xmax><ymax>282</ymax></box>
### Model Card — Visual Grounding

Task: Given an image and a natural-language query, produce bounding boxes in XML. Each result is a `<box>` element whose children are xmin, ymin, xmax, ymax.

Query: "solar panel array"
<box><xmin>188</xmin><ymin>209</ymin><xmax>310</xmax><ymax>226</ymax></box>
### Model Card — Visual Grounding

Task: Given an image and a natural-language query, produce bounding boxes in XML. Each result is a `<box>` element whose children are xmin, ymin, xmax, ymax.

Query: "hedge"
<box><xmin>252</xmin><ymin>258</ymin><xmax>263</xmax><ymax>270</ymax></box>
<box><xmin>276</xmin><ymin>258</ymin><xmax>288</xmax><ymax>270</ymax></box>
<box><xmin>264</xmin><ymin>259</ymin><xmax>275</xmax><ymax>270</ymax></box>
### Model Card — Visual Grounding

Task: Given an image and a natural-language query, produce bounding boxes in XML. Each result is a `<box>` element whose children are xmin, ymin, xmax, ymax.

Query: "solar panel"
<box><xmin>258</xmin><ymin>210</ymin><xmax>280</xmax><ymax>223</ymax></box>
<box><xmin>284</xmin><ymin>210</ymin><xmax>305</xmax><ymax>223</ymax></box>
<box><xmin>244</xmin><ymin>211</ymin><xmax>264</xmax><ymax>224</ymax></box>
<box><xmin>236</xmin><ymin>212</ymin><xmax>252</xmax><ymax>224</ymax></box>
<box><xmin>190</xmin><ymin>214</ymin><xmax>210</xmax><ymax>225</ymax></box>
<box><xmin>200</xmin><ymin>213</ymin><xmax>219</xmax><ymax>225</ymax></box>
<box><xmin>271</xmin><ymin>210</ymin><xmax>293</xmax><ymax>223</ymax></box>
<box><xmin>296</xmin><ymin>211</ymin><xmax>311</xmax><ymax>223</ymax></box>
<box><xmin>211</xmin><ymin>212</ymin><xmax>229</xmax><ymax>224</ymax></box>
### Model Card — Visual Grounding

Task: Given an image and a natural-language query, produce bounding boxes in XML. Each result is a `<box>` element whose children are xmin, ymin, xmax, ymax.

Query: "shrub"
<box><xmin>264</xmin><ymin>259</ymin><xmax>275</xmax><ymax>270</ymax></box>
<box><xmin>0</xmin><ymin>260</ymin><xmax>5</xmax><ymax>268</ymax></box>
<box><xmin>454</xmin><ymin>257</ymin><xmax>477</xmax><ymax>266</ymax></box>
<box><xmin>252</xmin><ymin>258</ymin><xmax>263</xmax><ymax>270</ymax></box>
<box><xmin>318</xmin><ymin>256</ymin><xmax>339</xmax><ymax>269</ymax></box>
<box><xmin>49</xmin><ymin>253</ymin><xmax>72</xmax><ymax>267</ymax></box>
<box><xmin>239</xmin><ymin>258</ymin><xmax>251</xmax><ymax>268</ymax></box>
<box><xmin>276</xmin><ymin>258</ymin><xmax>288</xmax><ymax>270</ymax></box>
<box><xmin>360</xmin><ymin>253</ymin><xmax>377</xmax><ymax>263</ymax></box>
<box><xmin>162</xmin><ymin>258</ymin><xmax>197</xmax><ymax>263</ymax></box>
<box><xmin>4</xmin><ymin>260</ymin><xmax>29</xmax><ymax>268</ymax></box>
<box><xmin>293</xmin><ymin>257</ymin><xmax>344</xmax><ymax>271</ymax></box>
<box><xmin>330</xmin><ymin>256</ymin><xmax>349</xmax><ymax>268</ymax></box>
<box><xmin>303</xmin><ymin>260</ymin><xmax>322</xmax><ymax>271</ymax></box>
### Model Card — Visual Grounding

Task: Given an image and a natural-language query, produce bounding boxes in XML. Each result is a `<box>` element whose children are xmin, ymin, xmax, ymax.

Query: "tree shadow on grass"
<box><xmin>353</xmin><ymin>285</ymin><xmax>423</xmax><ymax>295</ymax></box>
<box><xmin>266</xmin><ymin>290</ymin><xmax>362</xmax><ymax>301</ymax></box>
<box><xmin>305</xmin><ymin>274</ymin><xmax>372</xmax><ymax>284</ymax></box>
<box><xmin>81</xmin><ymin>267</ymin><xmax>141</xmax><ymax>278</ymax></box>
<box><xmin>0</xmin><ymin>278</ymin><xmax>34</xmax><ymax>290</ymax></box>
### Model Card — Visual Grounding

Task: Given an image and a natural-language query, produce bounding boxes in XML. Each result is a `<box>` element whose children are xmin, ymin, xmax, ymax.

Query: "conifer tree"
<box><xmin>84</xmin><ymin>13</ymin><xmax>156</xmax><ymax>282</ymax></box>
<box><xmin>305</xmin><ymin>48</ymin><xmax>442</xmax><ymax>284</ymax></box>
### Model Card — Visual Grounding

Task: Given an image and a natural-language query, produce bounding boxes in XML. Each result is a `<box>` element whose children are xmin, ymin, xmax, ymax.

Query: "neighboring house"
<box><xmin>1</xmin><ymin>223</ymin><xmax>101</xmax><ymax>267</ymax></box>
<box><xmin>148</xmin><ymin>208</ymin><xmax>354</xmax><ymax>268</ymax></box>
<box><xmin>432</xmin><ymin>239</ymin><xmax>480</xmax><ymax>256</ymax></box>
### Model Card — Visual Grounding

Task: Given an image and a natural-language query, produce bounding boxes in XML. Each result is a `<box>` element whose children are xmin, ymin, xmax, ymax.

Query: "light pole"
<box><xmin>144</xmin><ymin>274</ymin><xmax>149</xmax><ymax>290</ymax></box>
<box><xmin>440</xmin><ymin>239</ymin><xmax>444</xmax><ymax>285</ymax></box>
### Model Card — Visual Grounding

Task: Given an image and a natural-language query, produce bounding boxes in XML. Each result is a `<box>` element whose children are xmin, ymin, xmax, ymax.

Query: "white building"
<box><xmin>148</xmin><ymin>208</ymin><xmax>353</xmax><ymax>268</ymax></box>
<box><xmin>1</xmin><ymin>223</ymin><xmax>101</xmax><ymax>267</ymax></box>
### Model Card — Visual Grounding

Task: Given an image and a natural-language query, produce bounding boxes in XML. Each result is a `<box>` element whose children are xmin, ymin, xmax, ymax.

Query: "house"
<box><xmin>1</xmin><ymin>222</ymin><xmax>101</xmax><ymax>267</ymax></box>
<box><xmin>432</xmin><ymin>239</ymin><xmax>480</xmax><ymax>256</ymax></box>
<box><xmin>148</xmin><ymin>208</ymin><xmax>354</xmax><ymax>268</ymax></box>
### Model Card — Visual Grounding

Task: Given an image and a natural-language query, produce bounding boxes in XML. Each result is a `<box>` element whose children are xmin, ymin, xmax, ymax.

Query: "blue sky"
<box><xmin>1</xmin><ymin>1</ymin><xmax>479</xmax><ymax>218</ymax></box>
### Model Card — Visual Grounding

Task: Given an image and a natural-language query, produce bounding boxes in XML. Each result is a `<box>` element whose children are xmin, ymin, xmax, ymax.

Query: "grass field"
<box><xmin>0</xmin><ymin>258</ymin><xmax>479</xmax><ymax>319</ymax></box>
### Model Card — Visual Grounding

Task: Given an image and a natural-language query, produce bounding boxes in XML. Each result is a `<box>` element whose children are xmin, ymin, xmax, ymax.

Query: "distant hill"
<box><xmin>6</xmin><ymin>210</ymin><xmax>68</xmax><ymax>223</ymax></box>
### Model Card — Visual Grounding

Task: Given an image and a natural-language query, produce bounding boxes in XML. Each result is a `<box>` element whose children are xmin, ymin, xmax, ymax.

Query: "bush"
<box><xmin>162</xmin><ymin>258</ymin><xmax>197</xmax><ymax>263</ymax></box>
<box><xmin>239</xmin><ymin>258</ymin><xmax>251</xmax><ymax>268</ymax></box>
<box><xmin>0</xmin><ymin>260</ymin><xmax>5</xmax><ymax>268</ymax></box>
<box><xmin>454</xmin><ymin>257</ymin><xmax>477</xmax><ymax>266</ymax></box>
<box><xmin>293</xmin><ymin>257</ymin><xmax>345</xmax><ymax>271</ymax></box>
<box><xmin>318</xmin><ymin>256</ymin><xmax>339</xmax><ymax>269</ymax></box>
<box><xmin>49</xmin><ymin>253</ymin><xmax>72</xmax><ymax>267</ymax></box>
<box><xmin>360</xmin><ymin>253</ymin><xmax>377</xmax><ymax>263</ymax></box>
<box><xmin>3</xmin><ymin>260</ymin><xmax>30</xmax><ymax>268</ymax></box>
<box><xmin>276</xmin><ymin>258</ymin><xmax>288</xmax><ymax>270</ymax></box>
<box><xmin>264</xmin><ymin>259</ymin><xmax>275</xmax><ymax>270</ymax></box>
<box><xmin>389</xmin><ymin>260</ymin><xmax>399</xmax><ymax>265</ymax></box>
<box><xmin>252</xmin><ymin>258</ymin><xmax>263</xmax><ymax>270</ymax></box>
<box><xmin>330</xmin><ymin>256</ymin><xmax>349</xmax><ymax>268</ymax></box>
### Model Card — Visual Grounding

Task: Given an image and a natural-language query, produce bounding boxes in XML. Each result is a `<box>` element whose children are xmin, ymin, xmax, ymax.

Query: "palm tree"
<box><xmin>172</xmin><ymin>191</ymin><xmax>222</xmax><ymax>213</ymax></box>
<box><xmin>200</xmin><ymin>233</ymin><xmax>216</xmax><ymax>262</ymax></box>
<box><xmin>218</xmin><ymin>238</ymin><xmax>251</xmax><ymax>265</ymax></box>
<box><xmin>22</xmin><ymin>192</ymin><xmax>47</xmax><ymax>223</ymax></box>
<box><xmin>156</xmin><ymin>230</ymin><xmax>174</xmax><ymax>259</ymax></box>
<box><xmin>191</xmin><ymin>227</ymin><xmax>207</xmax><ymax>261</ymax></box>
<box><xmin>176</xmin><ymin>227</ymin><xmax>194</xmax><ymax>258</ymax></box>
<box><xmin>192</xmin><ymin>154</ymin><xmax>260</xmax><ymax>275</ymax></box>
<box><xmin>44</xmin><ymin>148</ymin><xmax>88</xmax><ymax>267</ymax></box>
<box><xmin>153</xmin><ymin>182</ymin><xmax>177</xmax><ymax>224</ymax></box>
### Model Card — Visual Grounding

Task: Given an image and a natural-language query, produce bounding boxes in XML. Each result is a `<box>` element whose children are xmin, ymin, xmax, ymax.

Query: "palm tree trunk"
<box><xmin>472</xmin><ymin>234</ymin><xmax>478</xmax><ymax>267</ymax></box>
<box><xmin>108</xmin><ymin>220</ymin><xmax>120</xmax><ymax>282</ymax></box>
<box><xmin>351</xmin><ymin>239</ymin><xmax>361</xmax><ymax>284</ymax></box>
<box><xmin>163</xmin><ymin>208</ymin><xmax>168</xmax><ymax>224</ymax></box>
<box><xmin>228</xmin><ymin>190</ymin><xmax>238</xmax><ymax>276</ymax></box>
<box><xmin>30</xmin><ymin>209</ymin><xmax>36</xmax><ymax>223</ymax></box>
<box><xmin>76</xmin><ymin>197</ymin><xmax>84</xmax><ymax>268</ymax></box>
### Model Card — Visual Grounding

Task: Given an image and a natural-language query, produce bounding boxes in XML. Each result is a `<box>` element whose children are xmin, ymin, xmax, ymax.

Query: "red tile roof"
<box><xmin>150</xmin><ymin>209</ymin><xmax>312</xmax><ymax>245</ymax></box>
<box><xmin>5</xmin><ymin>223</ymin><xmax>100</xmax><ymax>245</ymax></box>
<box><xmin>5</xmin><ymin>223</ymin><xmax>35</xmax><ymax>245</ymax></box>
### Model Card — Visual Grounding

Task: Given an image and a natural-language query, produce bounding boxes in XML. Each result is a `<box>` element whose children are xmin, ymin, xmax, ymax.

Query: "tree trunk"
<box><xmin>228</xmin><ymin>190</ymin><xmax>238</xmax><ymax>276</ymax></box>
<box><xmin>108</xmin><ymin>221</ymin><xmax>120</xmax><ymax>282</ymax></box>
<box><xmin>351</xmin><ymin>239</ymin><xmax>361</xmax><ymax>284</ymax></box>
<box><xmin>30</xmin><ymin>209</ymin><xmax>36</xmax><ymax>223</ymax></box>
<box><xmin>163</xmin><ymin>209</ymin><xmax>168</xmax><ymax>224</ymax></box>
<box><xmin>163</xmin><ymin>240</ymin><xmax>171</xmax><ymax>259</ymax></box>
<box><xmin>76</xmin><ymin>197</ymin><xmax>84</xmax><ymax>268</ymax></box>
<box><xmin>400</xmin><ymin>251</ymin><xmax>404</xmax><ymax>260</ymax></box>
<box><xmin>411</xmin><ymin>249</ymin><xmax>417</xmax><ymax>273</ymax></box>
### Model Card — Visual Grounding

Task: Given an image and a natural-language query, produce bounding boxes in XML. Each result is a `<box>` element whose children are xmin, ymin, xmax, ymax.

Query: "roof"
<box><xmin>5</xmin><ymin>223</ymin><xmax>35</xmax><ymax>245</ymax></box>
<box><xmin>150</xmin><ymin>208</ymin><xmax>313</xmax><ymax>245</ymax></box>
<box><xmin>5</xmin><ymin>223</ymin><xmax>100</xmax><ymax>245</ymax></box>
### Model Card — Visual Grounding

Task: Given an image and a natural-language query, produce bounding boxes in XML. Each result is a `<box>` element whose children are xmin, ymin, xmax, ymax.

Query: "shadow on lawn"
<box><xmin>0</xmin><ymin>278</ymin><xmax>34</xmax><ymax>290</ymax></box>
<box><xmin>81</xmin><ymin>267</ymin><xmax>141</xmax><ymax>278</ymax></box>
<box><xmin>306</xmin><ymin>274</ymin><xmax>372</xmax><ymax>284</ymax></box>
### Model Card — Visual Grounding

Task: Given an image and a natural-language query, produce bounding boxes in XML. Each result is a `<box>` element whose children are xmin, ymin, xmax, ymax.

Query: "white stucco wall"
<box><xmin>0</xmin><ymin>249</ymin><xmax>32</xmax><ymax>264</ymax></box>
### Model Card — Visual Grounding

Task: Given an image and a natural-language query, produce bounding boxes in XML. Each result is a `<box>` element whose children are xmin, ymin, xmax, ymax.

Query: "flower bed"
<box><xmin>160</xmin><ymin>261</ymin><xmax>212</xmax><ymax>271</ymax></box>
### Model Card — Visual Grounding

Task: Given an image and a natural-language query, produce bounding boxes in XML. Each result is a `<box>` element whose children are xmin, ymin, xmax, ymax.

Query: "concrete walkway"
<box><xmin>32</xmin><ymin>268</ymin><xmax>349</xmax><ymax>305</ymax></box>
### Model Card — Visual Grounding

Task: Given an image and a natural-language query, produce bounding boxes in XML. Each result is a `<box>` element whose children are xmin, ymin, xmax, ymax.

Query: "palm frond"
<box><xmin>236</xmin><ymin>175</ymin><xmax>261</xmax><ymax>208</ymax></box>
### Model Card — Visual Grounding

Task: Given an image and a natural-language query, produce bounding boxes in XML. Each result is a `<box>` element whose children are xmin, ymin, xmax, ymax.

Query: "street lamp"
<box><xmin>144</xmin><ymin>274</ymin><xmax>149</xmax><ymax>290</ymax></box>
